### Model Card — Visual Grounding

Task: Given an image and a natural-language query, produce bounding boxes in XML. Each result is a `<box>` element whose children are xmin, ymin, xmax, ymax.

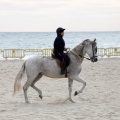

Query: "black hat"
<box><xmin>56</xmin><ymin>27</ymin><xmax>65</xmax><ymax>34</ymax></box>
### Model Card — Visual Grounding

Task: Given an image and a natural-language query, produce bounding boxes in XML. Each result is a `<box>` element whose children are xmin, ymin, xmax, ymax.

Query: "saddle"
<box><xmin>51</xmin><ymin>53</ymin><xmax>70</xmax><ymax>78</ymax></box>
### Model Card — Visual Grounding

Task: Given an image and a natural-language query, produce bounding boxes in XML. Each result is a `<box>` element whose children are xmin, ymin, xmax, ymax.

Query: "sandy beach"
<box><xmin>0</xmin><ymin>58</ymin><xmax>120</xmax><ymax>120</ymax></box>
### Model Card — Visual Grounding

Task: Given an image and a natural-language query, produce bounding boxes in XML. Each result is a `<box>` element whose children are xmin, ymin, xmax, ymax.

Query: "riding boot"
<box><xmin>60</xmin><ymin>61</ymin><xmax>67</xmax><ymax>75</ymax></box>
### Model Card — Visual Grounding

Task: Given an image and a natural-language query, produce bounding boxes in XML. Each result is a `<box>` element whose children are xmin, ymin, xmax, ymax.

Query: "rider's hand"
<box><xmin>64</xmin><ymin>48</ymin><xmax>69</xmax><ymax>51</ymax></box>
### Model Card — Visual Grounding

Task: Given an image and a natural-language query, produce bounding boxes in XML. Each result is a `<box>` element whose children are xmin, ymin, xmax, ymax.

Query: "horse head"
<box><xmin>83</xmin><ymin>38</ymin><xmax>98</xmax><ymax>62</ymax></box>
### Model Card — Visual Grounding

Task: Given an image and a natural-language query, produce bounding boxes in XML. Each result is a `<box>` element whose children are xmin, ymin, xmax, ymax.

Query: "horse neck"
<box><xmin>72</xmin><ymin>43</ymin><xmax>85</xmax><ymax>57</ymax></box>
<box><xmin>70</xmin><ymin>44</ymin><xmax>86</xmax><ymax>64</ymax></box>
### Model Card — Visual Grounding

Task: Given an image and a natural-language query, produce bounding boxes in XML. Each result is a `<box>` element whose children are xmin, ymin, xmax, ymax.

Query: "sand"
<box><xmin>0</xmin><ymin>58</ymin><xmax>120</xmax><ymax>120</ymax></box>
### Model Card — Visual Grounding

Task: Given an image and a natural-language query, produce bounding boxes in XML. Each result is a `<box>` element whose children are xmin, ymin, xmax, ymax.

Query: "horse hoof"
<box><xmin>69</xmin><ymin>99</ymin><xmax>75</xmax><ymax>103</ymax></box>
<box><xmin>39</xmin><ymin>95</ymin><xmax>43</xmax><ymax>99</ymax></box>
<box><xmin>74</xmin><ymin>91</ymin><xmax>78</xmax><ymax>96</ymax></box>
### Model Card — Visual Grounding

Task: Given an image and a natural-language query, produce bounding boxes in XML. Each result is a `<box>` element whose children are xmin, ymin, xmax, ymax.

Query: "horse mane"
<box><xmin>71</xmin><ymin>39</ymin><xmax>90</xmax><ymax>56</ymax></box>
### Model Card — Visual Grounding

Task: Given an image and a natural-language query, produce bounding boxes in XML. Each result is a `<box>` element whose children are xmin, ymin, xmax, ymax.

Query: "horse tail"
<box><xmin>13</xmin><ymin>61</ymin><xmax>26</xmax><ymax>95</ymax></box>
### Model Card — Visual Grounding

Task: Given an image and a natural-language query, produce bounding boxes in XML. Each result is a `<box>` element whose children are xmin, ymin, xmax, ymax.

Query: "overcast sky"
<box><xmin>0</xmin><ymin>0</ymin><xmax>120</xmax><ymax>32</ymax></box>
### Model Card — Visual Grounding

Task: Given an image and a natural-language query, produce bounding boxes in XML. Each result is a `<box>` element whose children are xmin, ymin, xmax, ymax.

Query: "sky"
<box><xmin>0</xmin><ymin>0</ymin><xmax>120</xmax><ymax>32</ymax></box>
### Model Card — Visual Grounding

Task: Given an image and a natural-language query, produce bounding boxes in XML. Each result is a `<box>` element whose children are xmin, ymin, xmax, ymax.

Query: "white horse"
<box><xmin>14</xmin><ymin>39</ymin><xmax>98</xmax><ymax>103</ymax></box>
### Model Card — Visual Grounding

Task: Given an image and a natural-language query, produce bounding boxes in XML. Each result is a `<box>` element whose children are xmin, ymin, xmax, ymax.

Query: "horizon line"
<box><xmin>0</xmin><ymin>31</ymin><xmax>120</xmax><ymax>32</ymax></box>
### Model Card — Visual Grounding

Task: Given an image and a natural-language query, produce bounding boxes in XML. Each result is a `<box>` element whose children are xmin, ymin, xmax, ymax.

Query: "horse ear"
<box><xmin>93</xmin><ymin>38</ymin><xmax>97</xmax><ymax>46</ymax></box>
<box><xmin>94</xmin><ymin>38</ymin><xmax>96</xmax><ymax>42</ymax></box>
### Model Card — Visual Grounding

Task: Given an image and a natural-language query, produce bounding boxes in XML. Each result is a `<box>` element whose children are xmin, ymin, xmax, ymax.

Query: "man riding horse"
<box><xmin>53</xmin><ymin>27</ymin><xmax>70</xmax><ymax>76</ymax></box>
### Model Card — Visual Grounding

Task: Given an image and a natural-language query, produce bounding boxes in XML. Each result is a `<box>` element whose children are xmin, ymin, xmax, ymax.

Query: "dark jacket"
<box><xmin>53</xmin><ymin>35</ymin><xmax>65</xmax><ymax>54</ymax></box>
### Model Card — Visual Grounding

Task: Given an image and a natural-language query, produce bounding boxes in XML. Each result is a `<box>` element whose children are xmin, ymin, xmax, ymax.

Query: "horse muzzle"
<box><xmin>91</xmin><ymin>56</ymin><xmax>98</xmax><ymax>62</ymax></box>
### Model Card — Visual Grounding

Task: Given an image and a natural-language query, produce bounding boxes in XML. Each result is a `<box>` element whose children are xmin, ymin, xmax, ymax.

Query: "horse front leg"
<box><xmin>68</xmin><ymin>78</ymin><xmax>75</xmax><ymax>103</ymax></box>
<box><xmin>70</xmin><ymin>75</ymin><xmax>86</xmax><ymax>96</ymax></box>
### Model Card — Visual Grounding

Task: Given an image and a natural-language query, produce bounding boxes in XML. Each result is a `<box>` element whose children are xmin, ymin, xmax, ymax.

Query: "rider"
<box><xmin>53</xmin><ymin>27</ymin><xmax>69</xmax><ymax>75</ymax></box>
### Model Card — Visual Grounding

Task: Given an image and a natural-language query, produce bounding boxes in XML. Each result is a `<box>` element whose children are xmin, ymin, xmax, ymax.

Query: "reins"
<box><xmin>69</xmin><ymin>43</ymin><xmax>97</xmax><ymax>61</ymax></box>
<box><xmin>79</xmin><ymin>55</ymin><xmax>91</xmax><ymax>60</ymax></box>
<box><xmin>69</xmin><ymin>50</ymin><xmax>91</xmax><ymax>61</ymax></box>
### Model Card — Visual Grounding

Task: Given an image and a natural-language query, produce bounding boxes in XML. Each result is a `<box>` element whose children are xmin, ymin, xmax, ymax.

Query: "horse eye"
<box><xmin>95</xmin><ymin>47</ymin><xmax>97</xmax><ymax>53</ymax></box>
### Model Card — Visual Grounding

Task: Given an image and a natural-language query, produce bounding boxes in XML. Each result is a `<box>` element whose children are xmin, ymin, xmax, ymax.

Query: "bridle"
<box><xmin>79</xmin><ymin>44</ymin><xmax>98</xmax><ymax>61</ymax></box>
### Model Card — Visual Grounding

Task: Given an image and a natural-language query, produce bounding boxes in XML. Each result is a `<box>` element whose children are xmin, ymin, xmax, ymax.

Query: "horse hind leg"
<box><xmin>31</xmin><ymin>73</ymin><xmax>43</xmax><ymax>99</ymax></box>
<box><xmin>23</xmin><ymin>73</ymin><xmax>41</xmax><ymax>103</ymax></box>
<box><xmin>23</xmin><ymin>79</ymin><xmax>34</xmax><ymax>103</ymax></box>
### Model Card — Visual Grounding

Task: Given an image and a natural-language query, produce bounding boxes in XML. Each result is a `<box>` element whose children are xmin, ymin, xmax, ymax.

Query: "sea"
<box><xmin>0</xmin><ymin>32</ymin><xmax>120</xmax><ymax>59</ymax></box>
